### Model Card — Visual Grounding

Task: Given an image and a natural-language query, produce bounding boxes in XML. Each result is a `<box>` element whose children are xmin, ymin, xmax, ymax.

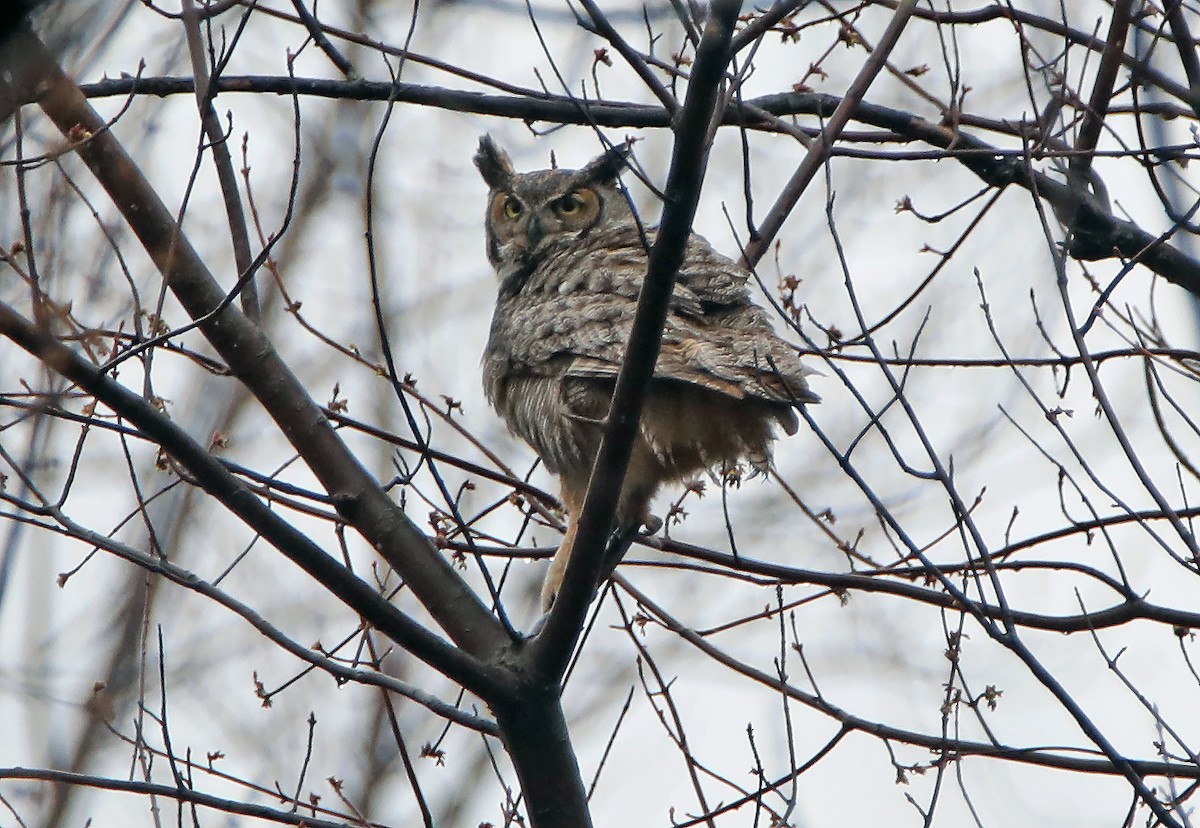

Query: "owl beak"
<box><xmin>524</xmin><ymin>214</ymin><xmax>546</xmax><ymax>251</ymax></box>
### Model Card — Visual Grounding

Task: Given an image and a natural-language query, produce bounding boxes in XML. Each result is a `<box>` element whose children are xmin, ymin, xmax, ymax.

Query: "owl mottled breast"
<box><xmin>475</xmin><ymin>135</ymin><xmax>818</xmax><ymax>609</ymax></box>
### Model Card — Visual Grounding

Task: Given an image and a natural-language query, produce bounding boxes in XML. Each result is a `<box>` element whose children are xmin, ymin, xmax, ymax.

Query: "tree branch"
<box><xmin>0</xmin><ymin>298</ymin><xmax>505</xmax><ymax>700</ymax></box>
<box><xmin>1067</xmin><ymin>0</ymin><xmax>1131</xmax><ymax>190</ymax></box>
<box><xmin>1165</xmin><ymin>0</ymin><xmax>1200</xmax><ymax>119</ymax></box>
<box><xmin>617</xmin><ymin>576</ymin><xmax>1200</xmax><ymax>781</ymax></box>
<box><xmin>740</xmin><ymin>0</ymin><xmax>919</xmax><ymax>267</ymax></box>
<box><xmin>526</xmin><ymin>0</ymin><xmax>745</xmax><ymax>681</ymax></box>
<box><xmin>578</xmin><ymin>0</ymin><xmax>679</xmax><ymax>115</ymax></box>
<box><xmin>0</xmin><ymin>26</ymin><xmax>514</xmax><ymax>666</ymax></box>
<box><xmin>655</xmin><ymin>536</ymin><xmax>1200</xmax><ymax>633</ymax></box>
<box><xmin>69</xmin><ymin>74</ymin><xmax>1200</xmax><ymax>295</ymax></box>
<box><xmin>0</xmin><ymin>767</ymin><xmax>354</xmax><ymax>828</ymax></box>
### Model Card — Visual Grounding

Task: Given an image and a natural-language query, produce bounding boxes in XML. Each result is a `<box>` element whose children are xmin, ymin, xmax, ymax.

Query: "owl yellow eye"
<box><xmin>555</xmin><ymin>192</ymin><xmax>585</xmax><ymax>216</ymax></box>
<box><xmin>490</xmin><ymin>194</ymin><xmax>524</xmax><ymax>224</ymax></box>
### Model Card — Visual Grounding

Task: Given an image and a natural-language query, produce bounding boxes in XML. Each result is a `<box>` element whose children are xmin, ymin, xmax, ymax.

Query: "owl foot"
<box><xmin>640</xmin><ymin>513</ymin><xmax>664</xmax><ymax>535</ymax></box>
<box><xmin>538</xmin><ymin>523</ymin><xmax>641</xmax><ymax>614</ymax></box>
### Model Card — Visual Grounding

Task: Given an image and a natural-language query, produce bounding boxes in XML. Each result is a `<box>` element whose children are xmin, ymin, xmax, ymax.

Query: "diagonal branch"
<box><xmin>0</xmin><ymin>767</ymin><xmax>355</xmax><ymax>828</ymax></box>
<box><xmin>616</xmin><ymin>576</ymin><xmax>1200</xmax><ymax>781</ymax></box>
<box><xmin>3</xmin><ymin>482</ymin><xmax>498</xmax><ymax>733</ymax></box>
<box><xmin>578</xmin><ymin>0</ymin><xmax>679</xmax><ymax>115</ymax></box>
<box><xmin>526</xmin><ymin>0</ymin><xmax>745</xmax><ymax>681</ymax></box>
<box><xmin>1164</xmin><ymin>0</ymin><xmax>1200</xmax><ymax>119</ymax></box>
<box><xmin>1065</xmin><ymin>0</ymin><xmax>1131</xmax><ymax>202</ymax></box>
<box><xmin>0</xmin><ymin>26</ymin><xmax>513</xmax><ymax>664</ymax></box>
<box><xmin>180</xmin><ymin>0</ymin><xmax>261</xmax><ymax>319</ymax></box>
<box><xmin>744</xmin><ymin>91</ymin><xmax>1200</xmax><ymax>296</ymax></box>
<box><xmin>0</xmin><ymin>299</ymin><xmax>506</xmax><ymax>700</ymax></box>
<box><xmin>741</xmin><ymin>0</ymin><xmax>919</xmax><ymax>268</ymax></box>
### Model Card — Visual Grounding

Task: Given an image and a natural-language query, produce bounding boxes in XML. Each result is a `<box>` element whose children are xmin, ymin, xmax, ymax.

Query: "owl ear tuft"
<box><xmin>577</xmin><ymin>140</ymin><xmax>632</xmax><ymax>186</ymax></box>
<box><xmin>475</xmin><ymin>135</ymin><xmax>515</xmax><ymax>189</ymax></box>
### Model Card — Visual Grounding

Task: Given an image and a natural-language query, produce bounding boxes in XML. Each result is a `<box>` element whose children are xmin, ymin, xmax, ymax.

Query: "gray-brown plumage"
<box><xmin>475</xmin><ymin>135</ymin><xmax>819</xmax><ymax>609</ymax></box>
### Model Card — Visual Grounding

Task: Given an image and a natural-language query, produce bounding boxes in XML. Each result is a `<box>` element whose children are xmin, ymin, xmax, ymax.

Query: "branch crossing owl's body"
<box><xmin>475</xmin><ymin>136</ymin><xmax>818</xmax><ymax>609</ymax></box>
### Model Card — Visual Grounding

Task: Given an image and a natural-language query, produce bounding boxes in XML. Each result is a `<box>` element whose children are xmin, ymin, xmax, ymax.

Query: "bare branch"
<box><xmin>0</xmin><ymin>297</ymin><xmax>501</xmax><ymax>698</ymax></box>
<box><xmin>527</xmin><ymin>0</ymin><xmax>745</xmax><ymax>681</ymax></box>
<box><xmin>0</xmin><ymin>24</ymin><xmax>514</xmax><ymax>664</ymax></box>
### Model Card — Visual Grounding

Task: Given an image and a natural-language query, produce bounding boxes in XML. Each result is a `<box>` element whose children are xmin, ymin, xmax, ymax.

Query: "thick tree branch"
<box><xmin>1165</xmin><ymin>0</ymin><xmax>1200</xmax><ymax>119</ymax></box>
<box><xmin>1067</xmin><ymin>0</ymin><xmax>1131</xmax><ymax>190</ymax></box>
<box><xmin>70</xmin><ymin>74</ymin><xmax>1200</xmax><ymax>296</ymax></box>
<box><xmin>526</xmin><ymin>0</ymin><xmax>745</xmax><ymax>681</ymax></box>
<box><xmin>0</xmin><ymin>26</ymin><xmax>514</xmax><ymax>665</ymax></box>
<box><xmin>490</xmin><ymin>686</ymin><xmax>594</xmax><ymax>828</ymax></box>
<box><xmin>0</xmin><ymin>298</ymin><xmax>507</xmax><ymax>700</ymax></box>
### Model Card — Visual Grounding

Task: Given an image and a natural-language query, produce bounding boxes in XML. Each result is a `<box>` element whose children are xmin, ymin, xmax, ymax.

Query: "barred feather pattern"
<box><xmin>475</xmin><ymin>136</ymin><xmax>818</xmax><ymax>609</ymax></box>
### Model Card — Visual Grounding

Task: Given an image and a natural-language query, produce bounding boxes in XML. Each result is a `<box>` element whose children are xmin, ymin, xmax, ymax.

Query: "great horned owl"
<box><xmin>475</xmin><ymin>135</ymin><xmax>819</xmax><ymax>610</ymax></box>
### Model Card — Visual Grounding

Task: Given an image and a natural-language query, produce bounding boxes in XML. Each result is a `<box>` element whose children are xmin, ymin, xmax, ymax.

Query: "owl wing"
<box><xmin>564</xmin><ymin>351</ymin><xmax>749</xmax><ymax>400</ymax></box>
<box><xmin>487</xmin><ymin>227</ymin><xmax>818</xmax><ymax>421</ymax></box>
<box><xmin>560</xmin><ymin>232</ymin><xmax>818</xmax><ymax>410</ymax></box>
<box><xmin>561</xmin><ymin>320</ymin><xmax>817</xmax><ymax>421</ymax></box>
<box><xmin>670</xmin><ymin>235</ymin><xmax>821</xmax><ymax>410</ymax></box>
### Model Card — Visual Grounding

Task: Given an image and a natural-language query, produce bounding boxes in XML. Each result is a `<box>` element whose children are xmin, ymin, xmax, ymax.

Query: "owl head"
<box><xmin>474</xmin><ymin>135</ymin><xmax>633</xmax><ymax>270</ymax></box>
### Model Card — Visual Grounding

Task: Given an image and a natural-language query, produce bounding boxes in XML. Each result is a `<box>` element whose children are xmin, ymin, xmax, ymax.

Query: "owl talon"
<box><xmin>527</xmin><ymin>611</ymin><xmax>549</xmax><ymax>637</ymax></box>
<box><xmin>640</xmin><ymin>514</ymin><xmax>663</xmax><ymax>535</ymax></box>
